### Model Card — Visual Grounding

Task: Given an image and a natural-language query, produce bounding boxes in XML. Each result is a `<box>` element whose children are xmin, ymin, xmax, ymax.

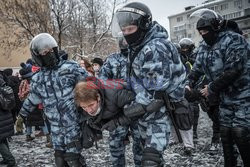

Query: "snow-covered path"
<box><xmin>2</xmin><ymin>110</ymin><xmax>226</xmax><ymax>167</ymax></box>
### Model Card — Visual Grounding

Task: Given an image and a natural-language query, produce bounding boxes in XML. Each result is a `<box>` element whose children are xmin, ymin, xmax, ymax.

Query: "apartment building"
<box><xmin>168</xmin><ymin>0</ymin><xmax>250</xmax><ymax>45</ymax></box>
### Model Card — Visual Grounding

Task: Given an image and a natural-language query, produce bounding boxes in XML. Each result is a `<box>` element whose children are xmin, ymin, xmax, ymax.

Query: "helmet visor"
<box><xmin>111</xmin><ymin>11</ymin><xmax>141</xmax><ymax>37</ymax></box>
<box><xmin>30</xmin><ymin>33</ymin><xmax>58</xmax><ymax>57</ymax></box>
<box><xmin>189</xmin><ymin>8</ymin><xmax>222</xmax><ymax>29</ymax></box>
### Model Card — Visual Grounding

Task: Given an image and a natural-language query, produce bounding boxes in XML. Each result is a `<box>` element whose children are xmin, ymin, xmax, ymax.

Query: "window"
<box><xmin>188</xmin><ymin>34</ymin><xmax>192</xmax><ymax>38</ymax></box>
<box><xmin>209</xmin><ymin>6</ymin><xmax>214</xmax><ymax>10</ymax></box>
<box><xmin>223</xmin><ymin>11</ymin><xmax>241</xmax><ymax>19</ymax></box>
<box><xmin>177</xmin><ymin>16</ymin><xmax>183</xmax><ymax>22</ymax></box>
<box><xmin>234</xmin><ymin>0</ymin><xmax>242</xmax><ymax>8</ymax></box>
<box><xmin>214</xmin><ymin>5</ymin><xmax>219</xmax><ymax>12</ymax></box>
<box><xmin>221</xmin><ymin>3</ymin><xmax>228</xmax><ymax>10</ymax></box>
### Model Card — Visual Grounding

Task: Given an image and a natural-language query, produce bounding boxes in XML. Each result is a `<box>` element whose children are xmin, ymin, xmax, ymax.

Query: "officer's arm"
<box><xmin>19</xmin><ymin>83</ymin><xmax>42</xmax><ymax>117</ymax></box>
<box><xmin>116</xmin><ymin>89</ymin><xmax>135</xmax><ymax>108</ymax></box>
<box><xmin>187</xmin><ymin>54</ymin><xmax>204</xmax><ymax>88</ymax></box>
<box><xmin>208</xmin><ymin>36</ymin><xmax>247</xmax><ymax>94</ymax></box>
<box><xmin>74</xmin><ymin>63</ymin><xmax>89</xmax><ymax>82</ymax></box>
<box><xmin>98</xmin><ymin>57</ymin><xmax>113</xmax><ymax>80</ymax></box>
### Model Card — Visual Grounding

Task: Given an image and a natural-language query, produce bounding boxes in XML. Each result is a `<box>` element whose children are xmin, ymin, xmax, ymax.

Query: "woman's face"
<box><xmin>79</xmin><ymin>60</ymin><xmax>86</xmax><ymax>69</ymax></box>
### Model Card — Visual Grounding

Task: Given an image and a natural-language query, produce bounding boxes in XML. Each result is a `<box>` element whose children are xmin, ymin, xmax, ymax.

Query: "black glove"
<box><xmin>123</xmin><ymin>103</ymin><xmax>146</xmax><ymax>118</ymax></box>
<box><xmin>145</xmin><ymin>100</ymin><xmax>164</xmax><ymax>113</ymax></box>
<box><xmin>102</xmin><ymin>115</ymin><xmax>131</xmax><ymax>132</ymax></box>
<box><xmin>123</xmin><ymin>100</ymin><xmax>164</xmax><ymax>118</ymax></box>
<box><xmin>185</xmin><ymin>88</ymin><xmax>201</xmax><ymax>102</ymax></box>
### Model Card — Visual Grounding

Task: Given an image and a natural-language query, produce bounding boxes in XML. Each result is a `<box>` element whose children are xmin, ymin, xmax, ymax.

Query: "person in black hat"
<box><xmin>92</xmin><ymin>57</ymin><xmax>103</xmax><ymax>77</ymax></box>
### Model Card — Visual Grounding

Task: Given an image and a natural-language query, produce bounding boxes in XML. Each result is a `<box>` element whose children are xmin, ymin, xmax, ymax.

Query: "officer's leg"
<box><xmin>130</xmin><ymin>122</ymin><xmax>144</xmax><ymax>167</ymax></box>
<box><xmin>142</xmin><ymin>114</ymin><xmax>170</xmax><ymax>167</ymax></box>
<box><xmin>64</xmin><ymin>125</ymin><xmax>86</xmax><ymax>167</ymax></box>
<box><xmin>192</xmin><ymin>103</ymin><xmax>200</xmax><ymax>139</ymax></box>
<box><xmin>64</xmin><ymin>153</ymin><xmax>86</xmax><ymax>167</ymax></box>
<box><xmin>207</xmin><ymin>105</ymin><xmax>220</xmax><ymax>143</ymax></box>
<box><xmin>220</xmin><ymin>126</ymin><xmax>237</xmax><ymax>167</ymax></box>
<box><xmin>109</xmin><ymin>125</ymin><xmax>129</xmax><ymax>167</ymax></box>
<box><xmin>232</xmin><ymin>127</ymin><xmax>250</xmax><ymax>167</ymax></box>
<box><xmin>141</xmin><ymin>147</ymin><xmax>164</xmax><ymax>167</ymax></box>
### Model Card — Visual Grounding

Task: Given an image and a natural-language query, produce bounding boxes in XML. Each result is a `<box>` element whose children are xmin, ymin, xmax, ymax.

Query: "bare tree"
<box><xmin>0</xmin><ymin>0</ymin><xmax>52</xmax><ymax>58</ymax></box>
<box><xmin>50</xmin><ymin>0</ymin><xmax>77</xmax><ymax>50</ymax></box>
<box><xmin>76</xmin><ymin>0</ymin><xmax>127</xmax><ymax>57</ymax></box>
<box><xmin>0</xmin><ymin>0</ymin><xmax>52</xmax><ymax>38</ymax></box>
<box><xmin>0</xmin><ymin>0</ymin><xmax>127</xmax><ymax>59</ymax></box>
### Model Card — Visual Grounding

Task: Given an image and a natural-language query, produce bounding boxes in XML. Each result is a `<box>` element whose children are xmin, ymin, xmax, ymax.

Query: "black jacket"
<box><xmin>82</xmin><ymin>78</ymin><xmax>135</xmax><ymax>130</ymax></box>
<box><xmin>0</xmin><ymin>72</ymin><xmax>15</xmax><ymax>141</ymax></box>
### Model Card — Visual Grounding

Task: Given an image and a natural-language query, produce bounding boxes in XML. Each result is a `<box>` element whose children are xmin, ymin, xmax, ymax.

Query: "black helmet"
<box><xmin>119</xmin><ymin>2</ymin><xmax>152</xmax><ymax>30</ymax></box>
<box><xmin>179</xmin><ymin>38</ymin><xmax>195</xmax><ymax>56</ymax></box>
<box><xmin>30</xmin><ymin>33</ymin><xmax>59</xmax><ymax>68</ymax></box>
<box><xmin>190</xmin><ymin>8</ymin><xmax>223</xmax><ymax>31</ymax></box>
<box><xmin>111</xmin><ymin>2</ymin><xmax>152</xmax><ymax>47</ymax></box>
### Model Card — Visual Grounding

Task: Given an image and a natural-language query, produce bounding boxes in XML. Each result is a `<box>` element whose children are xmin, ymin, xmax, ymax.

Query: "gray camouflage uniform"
<box><xmin>127</xmin><ymin>21</ymin><xmax>186</xmax><ymax>156</ymax></box>
<box><xmin>20</xmin><ymin>60</ymin><xmax>88</xmax><ymax>153</ymax></box>
<box><xmin>98</xmin><ymin>53</ymin><xmax>142</xmax><ymax>167</ymax></box>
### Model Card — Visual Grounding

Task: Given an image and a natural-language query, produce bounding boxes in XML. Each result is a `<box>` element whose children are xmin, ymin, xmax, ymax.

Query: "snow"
<box><xmin>1</xmin><ymin>110</ymin><xmax>228</xmax><ymax>167</ymax></box>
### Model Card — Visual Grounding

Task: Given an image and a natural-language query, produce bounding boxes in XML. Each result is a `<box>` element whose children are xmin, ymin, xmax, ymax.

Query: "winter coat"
<box><xmin>126</xmin><ymin>21</ymin><xmax>186</xmax><ymax>118</ymax></box>
<box><xmin>19</xmin><ymin>60</ymin><xmax>88</xmax><ymax>127</ymax></box>
<box><xmin>0</xmin><ymin>72</ymin><xmax>15</xmax><ymax>141</ymax></box>
<box><xmin>26</xmin><ymin>108</ymin><xmax>44</xmax><ymax>127</ymax></box>
<box><xmin>6</xmin><ymin>75</ymin><xmax>21</xmax><ymax>122</ymax></box>
<box><xmin>188</xmin><ymin>30</ymin><xmax>250</xmax><ymax>127</ymax></box>
<box><xmin>83</xmin><ymin>79</ymin><xmax>135</xmax><ymax>130</ymax></box>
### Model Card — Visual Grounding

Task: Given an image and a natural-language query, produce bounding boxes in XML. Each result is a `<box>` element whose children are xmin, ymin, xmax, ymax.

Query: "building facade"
<box><xmin>168</xmin><ymin>0</ymin><xmax>250</xmax><ymax>45</ymax></box>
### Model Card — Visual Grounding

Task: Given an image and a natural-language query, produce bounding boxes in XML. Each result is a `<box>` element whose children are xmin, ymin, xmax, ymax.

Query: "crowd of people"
<box><xmin>0</xmin><ymin>2</ymin><xmax>249</xmax><ymax>167</ymax></box>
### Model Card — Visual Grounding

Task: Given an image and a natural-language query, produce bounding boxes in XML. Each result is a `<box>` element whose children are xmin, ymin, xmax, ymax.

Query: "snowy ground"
<box><xmin>1</xmin><ymin>110</ymin><xmax>227</xmax><ymax>167</ymax></box>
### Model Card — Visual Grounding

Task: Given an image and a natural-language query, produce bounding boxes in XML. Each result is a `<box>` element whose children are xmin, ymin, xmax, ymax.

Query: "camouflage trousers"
<box><xmin>138</xmin><ymin>112</ymin><xmax>171</xmax><ymax>152</ymax></box>
<box><xmin>109</xmin><ymin>123</ymin><xmax>143</xmax><ymax>167</ymax></box>
<box><xmin>50</xmin><ymin>124</ymin><xmax>82</xmax><ymax>153</ymax></box>
<box><xmin>219</xmin><ymin>103</ymin><xmax>250</xmax><ymax>128</ymax></box>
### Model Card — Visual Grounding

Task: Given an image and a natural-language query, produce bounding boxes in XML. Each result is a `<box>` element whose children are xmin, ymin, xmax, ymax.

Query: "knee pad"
<box><xmin>142</xmin><ymin>147</ymin><xmax>163</xmax><ymax>167</ymax></box>
<box><xmin>232</xmin><ymin>127</ymin><xmax>250</xmax><ymax>144</ymax></box>
<box><xmin>54</xmin><ymin>150</ymin><xmax>65</xmax><ymax>157</ymax></box>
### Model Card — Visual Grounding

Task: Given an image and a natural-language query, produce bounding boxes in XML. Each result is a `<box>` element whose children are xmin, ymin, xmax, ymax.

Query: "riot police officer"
<box><xmin>18</xmin><ymin>33</ymin><xmax>88</xmax><ymax>167</ymax></box>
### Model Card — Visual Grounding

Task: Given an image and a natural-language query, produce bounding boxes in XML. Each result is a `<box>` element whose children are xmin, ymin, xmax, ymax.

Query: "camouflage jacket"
<box><xmin>19</xmin><ymin>60</ymin><xmax>88</xmax><ymax>126</ymax></box>
<box><xmin>127</xmin><ymin>21</ymin><xmax>186</xmax><ymax>105</ymax></box>
<box><xmin>98</xmin><ymin>53</ymin><xmax>127</xmax><ymax>80</ymax></box>
<box><xmin>189</xmin><ymin>30</ymin><xmax>250</xmax><ymax>108</ymax></box>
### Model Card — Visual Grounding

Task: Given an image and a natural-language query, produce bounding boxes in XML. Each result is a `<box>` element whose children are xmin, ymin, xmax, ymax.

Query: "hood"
<box><xmin>133</xmin><ymin>21</ymin><xmax>169</xmax><ymax>49</ymax></box>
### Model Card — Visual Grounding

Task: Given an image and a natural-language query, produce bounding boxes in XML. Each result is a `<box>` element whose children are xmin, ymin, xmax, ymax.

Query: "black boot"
<box><xmin>64</xmin><ymin>153</ymin><xmax>86</xmax><ymax>167</ymax></box>
<box><xmin>232</xmin><ymin>127</ymin><xmax>250</xmax><ymax>167</ymax></box>
<box><xmin>220</xmin><ymin>126</ymin><xmax>237</xmax><ymax>167</ymax></box>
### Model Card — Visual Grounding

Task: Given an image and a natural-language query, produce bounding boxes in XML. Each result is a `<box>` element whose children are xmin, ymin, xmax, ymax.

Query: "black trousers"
<box><xmin>0</xmin><ymin>138</ymin><xmax>16</xmax><ymax>166</ymax></box>
<box><xmin>206</xmin><ymin>105</ymin><xmax>220</xmax><ymax>143</ymax></box>
<box><xmin>220</xmin><ymin>126</ymin><xmax>250</xmax><ymax>167</ymax></box>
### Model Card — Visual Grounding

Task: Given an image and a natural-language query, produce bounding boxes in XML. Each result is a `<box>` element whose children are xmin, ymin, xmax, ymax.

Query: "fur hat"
<box><xmin>92</xmin><ymin>58</ymin><xmax>103</xmax><ymax>66</ymax></box>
